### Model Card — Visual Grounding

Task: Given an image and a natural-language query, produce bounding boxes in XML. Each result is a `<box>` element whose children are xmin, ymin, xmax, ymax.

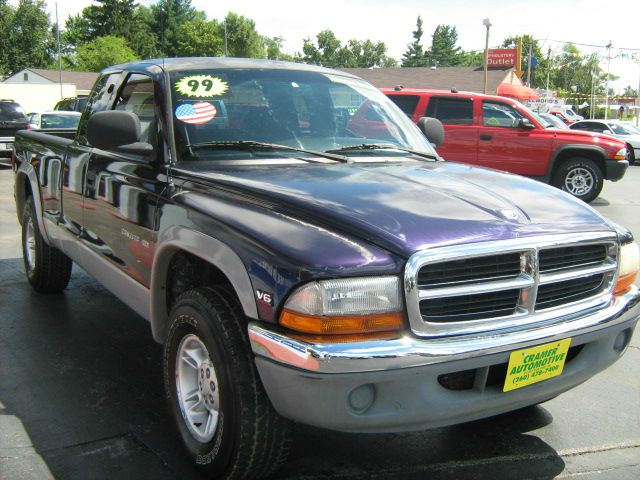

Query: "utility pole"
<box><xmin>483</xmin><ymin>18</ymin><xmax>491</xmax><ymax>94</ymax></box>
<box><xmin>605</xmin><ymin>42</ymin><xmax>612</xmax><ymax>120</ymax></box>
<box><xmin>545</xmin><ymin>47</ymin><xmax>551</xmax><ymax>93</ymax></box>
<box><xmin>590</xmin><ymin>68</ymin><xmax>596</xmax><ymax>119</ymax></box>
<box><xmin>56</xmin><ymin>2</ymin><xmax>62</xmax><ymax>101</ymax></box>
<box><xmin>527</xmin><ymin>35</ymin><xmax>533</xmax><ymax>87</ymax></box>
<box><xmin>224</xmin><ymin>20</ymin><xmax>228</xmax><ymax>56</ymax></box>
<box><xmin>633</xmin><ymin>52</ymin><xmax>640</xmax><ymax>127</ymax></box>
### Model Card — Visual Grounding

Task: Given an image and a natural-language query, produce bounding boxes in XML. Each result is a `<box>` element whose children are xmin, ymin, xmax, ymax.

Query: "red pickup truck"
<box><xmin>382</xmin><ymin>88</ymin><xmax>628</xmax><ymax>202</ymax></box>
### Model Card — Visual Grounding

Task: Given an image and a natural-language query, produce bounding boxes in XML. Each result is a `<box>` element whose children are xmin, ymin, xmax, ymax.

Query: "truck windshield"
<box><xmin>169</xmin><ymin>68</ymin><xmax>434</xmax><ymax>163</ymax></box>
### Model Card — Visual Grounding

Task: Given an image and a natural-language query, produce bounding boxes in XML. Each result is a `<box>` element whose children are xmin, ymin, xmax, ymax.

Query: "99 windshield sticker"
<box><xmin>175</xmin><ymin>74</ymin><xmax>229</xmax><ymax>98</ymax></box>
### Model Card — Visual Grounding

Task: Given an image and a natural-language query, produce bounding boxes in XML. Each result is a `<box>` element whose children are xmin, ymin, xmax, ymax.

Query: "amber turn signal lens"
<box><xmin>615</xmin><ymin>242</ymin><xmax>640</xmax><ymax>296</ymax></box>
<box><xmin>614</xmin><ymin>272</ymin><xmax>637</xmax><ymax>296</ymax></box>
<box><xmin>280</xmin><ymin>309</ymin><xmax>404</xmax><ymax>335</ymax></box>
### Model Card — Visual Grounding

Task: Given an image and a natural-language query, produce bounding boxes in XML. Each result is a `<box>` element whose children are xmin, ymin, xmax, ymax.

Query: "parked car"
<box><xmin>548</xmin><ymin>106</ymin><xmax>583</xmax><ymax>125</ymax></box>
<box><xmin>0</xmin><ymin>99</ymin><xmax>29</xmax><ymax>167</ymax></box>
<box><xmin>539</xmin><ymin>112</ymin><xmax>569</xmax><ymax>129</ymax></box>
<box><xmin>382</xmin><ymin>88</ymin><xmax>628</xmax><ymax>202</ymax></box>
<box><xmin>570</xmin><ymin>120</ymin><xmax>640</xmax><ymax>165</ymax></box>
<box><xmin>27</xmin><ymin>111</ymin><xmax>81</xmax><ymax>130</ymax></box>
<box><xmin>12</xmin><ymin>58</ymin><xmax>640</xmax><ymax>479</ymax></box>
<box><xmin>53</xmin><ymin>96</ymin><xmax>88</xmax><ymax>112</ymax></box>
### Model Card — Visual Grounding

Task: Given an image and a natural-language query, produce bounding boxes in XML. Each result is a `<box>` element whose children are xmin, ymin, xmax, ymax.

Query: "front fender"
<box><xmin>150</xmin><ymin>226</ymin><xmax>258</xmax><ymax>343</ymax></box>
<box><xmin>546</xmin><ymin>144</ymin><xmax>608</xmax><ymax>179</ymax></box>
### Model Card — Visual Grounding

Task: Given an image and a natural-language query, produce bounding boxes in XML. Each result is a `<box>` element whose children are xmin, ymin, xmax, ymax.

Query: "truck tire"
<box><xmin>552</xmin><ymin>157</ymin><xmax>603</xmax><ymax>203</ymax></box>
<box><xmin>626</xmin><ymin>144</ymin><xmax>635</xmax><ymax>166</ymax></box>
<box><xmin>164</xmin><ymin>287</ymin><xmax>290</xmax><ymax>479</ymax></box>
<box><xmin>22</xmin><ymin>196</ymin><xmax>72</xmax><ymax>293</ymax></box>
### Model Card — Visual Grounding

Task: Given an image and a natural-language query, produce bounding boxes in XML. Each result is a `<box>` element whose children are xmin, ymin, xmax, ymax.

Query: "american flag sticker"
<box><xmin>175</xmin><ymin>102</ymin><xmax>217</xmax><ymax>124</ymax></box>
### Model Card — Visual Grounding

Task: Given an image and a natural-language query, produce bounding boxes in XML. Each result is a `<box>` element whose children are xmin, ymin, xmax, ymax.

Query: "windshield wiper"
<box><xmin>184</xmin><ymin>140</ymin><xmax>349</xmax><ymax>163</ymax></box>
<box><xmin>325</xmin><ymin>144</ymin><xmax>440</xmax><ymax>161</ymax></box>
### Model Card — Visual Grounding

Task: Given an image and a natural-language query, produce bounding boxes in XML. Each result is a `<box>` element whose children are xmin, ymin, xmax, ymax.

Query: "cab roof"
<box><xmin>380</xmin><ymin>87</ymin><xmax>519</xmax><ymax>104</ymax></box>
<box><xmin>104</xmin><ymin>57</ymin><xmax>361</xmax><ymax>79</ymax></box>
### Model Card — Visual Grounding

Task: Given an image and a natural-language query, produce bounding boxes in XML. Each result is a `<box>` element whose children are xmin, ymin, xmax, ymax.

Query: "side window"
<box><xmin>114</xmin><ymin>73</ymin><xmax>157</xmax><ymax>146</ymax></box>
<box><xmin>387</xmin><ymin>95</ymin><xmax>420</xmax><ymax>117</ymax></box>
<box><xmin>425</xmin><ymin>97</ymin><xmax>473</xmax><ymax>125</ymax></box>
<box><xmin>571</xmin><ymin>122</ymin><xmax>588</xmax><ymax>130</ymax></box>
<box><xmin>482</xmin><ymin>102</ymin><xmax>525</xmax><ymax>128</ymax></box>
<box><xmin>77</xmin><ymin>73</ymin><xmax>120</xmax><ymax>145</ymax></box>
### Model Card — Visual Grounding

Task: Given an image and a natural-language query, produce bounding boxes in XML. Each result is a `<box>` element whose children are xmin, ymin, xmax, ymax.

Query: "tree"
<box><xmin>342</xmin><ymin>39</ymin><xmax>397</xmax><ymax>68</ymax></box>
<box><xmin>458</xmin><ymin>50</ymin><xmax>484</xmax><ymax>67</ymax></box>
<box><xmin>75</xmin><ymin>35</ymin><xmax>138</xmax><ymax>71</ymax></box>
<box><xmin>427</xmin><ymin>25</ymin><xmax>462</xmax><ymax>67</ymax></box>
<box><xmin>302</xmin><ymin>30</ymin><xmax>341</xmax><ymax>66</ymax></box>
<box><xmin>551</xmin><ymin>44</ymin><xmax>602</xmax><ymax>96</ymax></box>
<box><xmin>264</xmin><ymin>36</ymin><xmax>294</xmax><ymax>61</ymax></box>
<box><xmin>0</xmin><ymin>0</ymin><xmax>52</xmax><ymax>75</ymax></box>
<box><xmin>302</xmin><ymin>30</ymin><xmax>395</xmax><ymax>68</ymax></box>
<box><xmin>222</xmin><ymin>12</ymin><xmax>266</xmax><ymax>58</ymax></box>
<box><xmin>62</xmin><ymin>14</ymin><xmax>92</xmax><ymax>50</ymax></box>
<box><xmin>174</xmin><ymin>20</ymin><xmax>223</xmax><ymax>57</ymax></box>
<box><xmin>150</xmin><ymin>0</ymin><xmax>205</xmax><ymax>57</ymax></box>
<box><xmin>82</xmin><ymin>0</ymin><xmax>137</xmax><ymax>39</ymax></box>
<box><xmin>63</xmin><ymin>2</ymin><xmax>158</xmax><ymax>60</ymax></box>
<box><xmin>402</xmin><ymin>16</ymin><xmax>427</xmax><ymax>67</ymax></box>
<box><xmin>501</xmin><ymin>35</ymin><xmax>549</xmax><ymax>88</ymax></box>
<box><xmin>0</xmin><ymin>0</ymin><xmax>13</xmax><ymax>74</ymax></box>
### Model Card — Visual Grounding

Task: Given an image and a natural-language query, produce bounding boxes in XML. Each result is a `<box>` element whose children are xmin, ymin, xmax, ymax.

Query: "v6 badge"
<box><xmin>255</xmin><ymin>290</ymin><xmax>273</xmax><ymax>306</ymax></box>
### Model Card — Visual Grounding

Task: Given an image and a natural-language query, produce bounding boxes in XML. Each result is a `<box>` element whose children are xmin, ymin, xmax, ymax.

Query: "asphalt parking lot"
<box><xmin>1</xmin><ymin>165</ymin><xmax>639</xmax><ymax>480</ymax></box>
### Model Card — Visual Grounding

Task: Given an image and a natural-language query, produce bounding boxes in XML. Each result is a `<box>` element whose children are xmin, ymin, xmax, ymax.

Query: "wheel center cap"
<box><xmin>199</xmin><ymin>360</ymin><xmax>217</xmax><ymax>409</ymax></box>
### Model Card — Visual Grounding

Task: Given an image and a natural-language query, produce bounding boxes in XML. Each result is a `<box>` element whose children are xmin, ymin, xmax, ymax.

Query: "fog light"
<box><xmin>613</xmin><ymin>329</ymin><xmax>631</xmax><ymax>353</ymax></box>
<box><xmin>348</xmin><ymin>384</ymin><xmax>376</xmax><ymax>414</ymax></box>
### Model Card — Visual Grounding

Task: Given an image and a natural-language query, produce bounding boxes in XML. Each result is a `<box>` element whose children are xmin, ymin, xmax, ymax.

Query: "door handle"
<box><xmin>480</xmin><ymin>135</ymin><xmax>492</xmax><ymax>141</ymax></box>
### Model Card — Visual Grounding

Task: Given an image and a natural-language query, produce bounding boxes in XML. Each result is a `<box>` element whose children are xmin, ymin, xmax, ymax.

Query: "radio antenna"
<box><xmin>160</xmin><ymin>3</ymin><xmax>166</xmax><ymax>69</ymax></box>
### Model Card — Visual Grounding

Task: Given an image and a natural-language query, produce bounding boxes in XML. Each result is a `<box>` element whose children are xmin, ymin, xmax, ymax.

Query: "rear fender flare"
<box><xmin>15</xmin><ymin>162</ymin><xmax>51</xmax><ymax>244</ymax></box>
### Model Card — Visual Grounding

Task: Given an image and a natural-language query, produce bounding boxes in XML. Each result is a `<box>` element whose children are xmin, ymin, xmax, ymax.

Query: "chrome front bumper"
<box><xmin>249</xmin><ymin>287</ymin><xmax>639</xmax><ymax>433</ymax></box>
<box><xmin>249</xmin><ymin>286</ymin><xmax>640</xmax><ymax>374</ymax></box>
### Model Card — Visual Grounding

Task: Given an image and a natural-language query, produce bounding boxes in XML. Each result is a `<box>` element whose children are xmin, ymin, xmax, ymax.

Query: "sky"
<box><xmin>34</xmin><ymin>0</ymin><xmax>640</xmax><ymax>93</ymax></box>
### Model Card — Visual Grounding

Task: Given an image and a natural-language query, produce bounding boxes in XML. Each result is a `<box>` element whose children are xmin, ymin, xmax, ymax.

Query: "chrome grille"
<box><xmin>420</xmin><ymin>289</ymin><xmax>520</xmax><ymax>322</ymax></box>
<box><xmin>539</xmin><ymin>244</ymin><xmax>607</xmax><ymax>272</ymax></box>
<box><xmin>418</xmin><ymin>253</ymin><xmax>521</xmax><ymax>288</ymax></box>
<box><xmin>535</xmin><ymin>274</ymin><xmax>605</xmax><ymax>310</ymax></box>
<box><xmin>404</xmin><ymin>233</ymin><xmax>618</xmax><ymax>337</ymax></box>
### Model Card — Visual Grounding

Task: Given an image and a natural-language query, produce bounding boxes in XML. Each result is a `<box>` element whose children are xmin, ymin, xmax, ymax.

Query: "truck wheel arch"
<box><xmin>15</xmin><ymin>166</ymin><xmax>51</xmax><ymax>244</ymax></box>
<box><xmin>547</xmin><ymin>145</ymin><xmax>607</xmax><ymax>180</ymax></box>
<box><xmin>151</xmin><ymin>227</ymin><xmax>259</xmax><ymax>343</ymax></box>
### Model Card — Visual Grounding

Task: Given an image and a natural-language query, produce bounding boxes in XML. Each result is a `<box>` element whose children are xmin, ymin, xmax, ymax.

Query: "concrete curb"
<box><xmin>0</xmin><ymin>402</ymin><xmax>55</xmax><ymax>480</ymax></box>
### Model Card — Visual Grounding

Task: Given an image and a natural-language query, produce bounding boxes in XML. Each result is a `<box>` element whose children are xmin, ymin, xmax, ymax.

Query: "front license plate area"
<box><xmin>503</xmin><ymin>338</ymin><xmax>571</xmax><ymax>392</ymax></box>
<box><xmin>0</xmin><ymin>143</ymin><xmax>7</xmax><ymax>150</ymax></box>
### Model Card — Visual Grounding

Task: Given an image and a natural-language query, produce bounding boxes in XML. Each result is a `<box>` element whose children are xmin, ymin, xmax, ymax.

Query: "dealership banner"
<box><xmin>488</xmin><ymin>49</ymin><xmax>517</xmax><ymax>67</ymax></box>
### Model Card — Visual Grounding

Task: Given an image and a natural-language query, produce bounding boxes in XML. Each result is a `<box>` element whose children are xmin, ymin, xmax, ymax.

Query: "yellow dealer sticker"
<box><xmin>503</xmin><ymin>338</ymin><xmax>571</xmax><ymax>392</ymax></box>
<box><xmin>175</xmin><ymin>75</ymin><xmax>229</xmax><ymax>98</ymax></box>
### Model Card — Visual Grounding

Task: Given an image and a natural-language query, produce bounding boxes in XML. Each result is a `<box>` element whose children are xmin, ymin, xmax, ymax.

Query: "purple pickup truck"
<box><xmin>12</xmin><ymin>58</ymin><xmax>640</xmax><ymax>479</ymax></box>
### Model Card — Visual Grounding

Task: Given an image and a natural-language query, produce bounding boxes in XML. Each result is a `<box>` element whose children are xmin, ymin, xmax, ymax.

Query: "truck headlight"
<box><xmin>614</xmin><ymin>148</ymin><xmax>627</xmax><ymax>160</ymax></box>
<box><xmin>615</xmin><ymin>242</ymin><xmax>639</xmax><ymax>295</ymax></box>
<box><xmin>280</xmin><ymin>276</ymin><xmax>404</xmax><ymax>335</ymax></box>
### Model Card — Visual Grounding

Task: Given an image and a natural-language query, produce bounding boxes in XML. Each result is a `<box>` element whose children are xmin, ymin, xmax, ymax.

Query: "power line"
<box><xmin>548</xmin><ymin>39</ymin><xmax>640</xmax><ymax>51</ymax></box>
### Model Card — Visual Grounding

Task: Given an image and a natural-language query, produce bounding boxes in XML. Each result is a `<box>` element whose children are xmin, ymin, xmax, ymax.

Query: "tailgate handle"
<box><xmin>480</xmin><ymin>135</ymin><xmax>492</xmax><ymax>141</ymax></box>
